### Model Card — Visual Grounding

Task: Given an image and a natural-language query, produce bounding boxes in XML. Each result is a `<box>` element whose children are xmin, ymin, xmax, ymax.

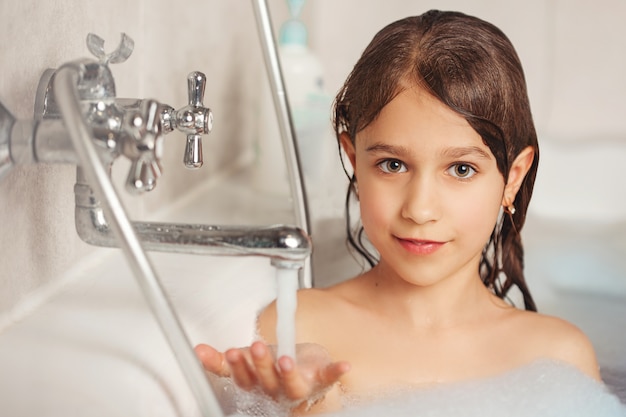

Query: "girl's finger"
<box><xmin>194</xmin><ymin>344</ymin><xmax>230</xmax><ymax>377</ymax></box>
<box><xmin>277</xmin><ymin>355</ymin><xmax>310</xmax><ymax>400</ymax></box>
<box><xmin>250</xmin><ymin>341</ymin><xmax>281</xmax><ymax>397</ymax></box>
<box><xmin>225</xmin><ymin>348</ymin><xmax>257</xmax><ymax>390</ymax></box>
<box><xmin>319</xmin><ymin>361</ymin><xmax>351</xmax><ymax>386</ymax></box>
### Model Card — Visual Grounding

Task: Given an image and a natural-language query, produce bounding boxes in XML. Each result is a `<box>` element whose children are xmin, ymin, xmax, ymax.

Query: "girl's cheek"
<box><xmin>456</xmin><ymin>191</ymin><xmax>502</xmax><ymax>237</ymax></box>
<box><xmin>360</xmin><ymin>185</ymin><xmax>397</xmax><ymax>226</ymax></box>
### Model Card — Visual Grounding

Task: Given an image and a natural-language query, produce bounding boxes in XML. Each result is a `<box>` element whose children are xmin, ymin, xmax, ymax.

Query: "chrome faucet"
<box><xmin>36</xmin><ymin>33</ymin><xmax>212</xmax><ymax>193</ymax></box>
<box><xmin>1</xmin><ymin>3</ymin><xmax>311</xmax><ymax>414</ymax></box>
<box><xmin>0</xmin><ymin>32</ymin><xmax>311</xmax><ymax>265</ymax></box>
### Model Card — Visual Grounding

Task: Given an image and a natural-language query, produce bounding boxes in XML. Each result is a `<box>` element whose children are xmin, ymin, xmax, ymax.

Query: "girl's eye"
<box><xmin>379</xmin><ymin>159</ymin><xmax>407</xmax><ymax>174</ymax></box>
<box><xmin>448</xmin><ymin>163</ymin><xmax>476</xmax><ymax>179</ymax></box>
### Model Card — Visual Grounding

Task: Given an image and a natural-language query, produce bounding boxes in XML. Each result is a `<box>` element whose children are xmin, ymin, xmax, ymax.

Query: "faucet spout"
<box><xmin>75</xmin><ymin>169</ymin><xmax>311</xmax><ymax>262</ymax></box>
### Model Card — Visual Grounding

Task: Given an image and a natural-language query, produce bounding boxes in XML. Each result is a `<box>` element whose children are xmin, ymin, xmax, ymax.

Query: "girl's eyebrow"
<box><xmin>365</xmin><ymin>143</ymin><xmax>411</xmax><ymax>156</ymax></box>
<box><xmin>440</xmin><ymin>146</ymin><xmax>492</xmax><ymax>160</ymax></box>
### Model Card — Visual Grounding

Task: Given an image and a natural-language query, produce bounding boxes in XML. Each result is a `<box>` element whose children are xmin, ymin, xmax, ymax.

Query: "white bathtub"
<box><xmin>0</xmin><ymin>151</ymin><xmax>624</xmax><ymax>415</ymax></box>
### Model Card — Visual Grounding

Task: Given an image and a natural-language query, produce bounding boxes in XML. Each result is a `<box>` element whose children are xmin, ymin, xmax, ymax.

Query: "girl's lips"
<box><xmin>396</xmin><ymin>237</ymin><xmax>446</xmax><ymax>255</ymax></box>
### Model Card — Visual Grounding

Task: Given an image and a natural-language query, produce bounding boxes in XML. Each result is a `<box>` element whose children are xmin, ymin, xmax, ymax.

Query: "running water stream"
<box><xmin>275</xmin><ymin>267</ymin><xmax>299</xmax><ymax>359</ymax></box>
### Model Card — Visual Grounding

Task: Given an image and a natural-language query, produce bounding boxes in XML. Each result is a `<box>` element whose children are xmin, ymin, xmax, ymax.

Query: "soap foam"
<box><xmin>218</xmin><ymin>377</ymin><xmax>292</xmax><ymax>417</ymax></box>
<box><xmin>330</xmin><ymin>359</ymin><xmax>626</xmax><ymax>417</ymax></box>
<box><xmin>222</xmin><ymin>359</ymin><xmax>626</xmax><ymax>417</ymax></box>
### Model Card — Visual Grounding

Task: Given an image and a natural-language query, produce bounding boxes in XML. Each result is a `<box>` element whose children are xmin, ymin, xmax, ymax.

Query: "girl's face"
<box><xmin>342</xmin><ymin>86</ymin><xmax>518</xmax><ymax>289</ymax></box>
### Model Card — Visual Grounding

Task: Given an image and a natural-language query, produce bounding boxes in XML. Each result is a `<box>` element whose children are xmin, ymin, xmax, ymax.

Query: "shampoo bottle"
<box><xmin>253</xmin><ymin>0</ymin><xmax>332</xmax><ymax>197</ymax></box>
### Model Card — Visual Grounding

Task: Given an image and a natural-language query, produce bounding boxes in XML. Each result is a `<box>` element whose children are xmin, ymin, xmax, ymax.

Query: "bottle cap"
<box><xmin>280</xmin><ymin>18</ymin><xmax>307</xmax><ymax>46</ymax></box>
<box><xmin>286</xmin><ymin>0</ymin><xmax>306</xmax><ymax>17</ymax></box>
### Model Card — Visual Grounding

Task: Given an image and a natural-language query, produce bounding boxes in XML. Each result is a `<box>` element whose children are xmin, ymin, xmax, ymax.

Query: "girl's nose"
<box><xmin>400</xmin><ymin>175</ymin><xmax>441</xmax><ymax>225</ymax></box>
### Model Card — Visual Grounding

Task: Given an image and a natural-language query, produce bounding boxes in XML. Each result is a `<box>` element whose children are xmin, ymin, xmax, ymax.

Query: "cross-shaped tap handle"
<box><xmin>175</xmin><ymin>71</ymin><xmax>213</xmax><ymax>169</ymax></box>
<box><xmin>123</xmin><ymin>99</ymin><xmax>164</xmax><ymax>194</ymax></box>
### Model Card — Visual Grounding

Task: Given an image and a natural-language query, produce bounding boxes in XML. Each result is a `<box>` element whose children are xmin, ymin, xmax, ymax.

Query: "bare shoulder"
<box><xmin>511</xmin><ymin>309</ymin><xmax>601</xmax><ymax>381</ymax></box>
<box><xmin>257</xmin><ymin>278</ymin><xmax>362</xmax><ymax>345</ymax></box>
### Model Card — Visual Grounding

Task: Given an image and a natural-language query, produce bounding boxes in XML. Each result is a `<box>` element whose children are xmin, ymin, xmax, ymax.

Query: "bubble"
<box><xmin>327</xmin><ymin>360</ymin><xmax>626</xmax><ymax>417</ymax></box>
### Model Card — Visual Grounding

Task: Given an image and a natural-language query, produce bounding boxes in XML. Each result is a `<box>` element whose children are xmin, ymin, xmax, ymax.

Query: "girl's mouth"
<box><xmin>396</xmin><ymin>237</ymin><xmax>446</xmax><ymax>255</ymax></box>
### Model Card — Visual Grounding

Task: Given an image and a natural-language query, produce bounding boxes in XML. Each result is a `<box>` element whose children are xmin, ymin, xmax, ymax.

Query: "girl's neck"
<box><xmin>361</xmin><ymin>261</ymin><xmax>508</xmax><ymax>329</ymax></box>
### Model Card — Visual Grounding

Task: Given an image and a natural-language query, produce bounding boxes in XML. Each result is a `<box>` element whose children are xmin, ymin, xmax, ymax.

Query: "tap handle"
<box><xmin>185</xmin><ymin>72</ymin><xmax>204</xmax><ymax>168</ymax></box>
<box><xmin>185</xmin><ymin>135</ymin><xmax>203</xmax><ymax>169</ymax></box>
<box><xmin>86</xmin><ymin>33</ymin><xmax>134</xmax><ymax>65</ymax></box>
<box><xmin>123</xmin><ymin>99</ymin><xmax>164</xmax><ymax>194</ymax></box>
<box><xmin>188</xmin><ymin>72</ymin><xmax>206</xmax><ymax>107</ymax></box>
<box><xmin>177</xmin><ymin>71</ymin><xmax>213</xmax><ymax>169</ymax></box>
<box><xmin>127</xmin><ymin>159</ymin><xmax>162</xmax><ymax>193</ymax></box>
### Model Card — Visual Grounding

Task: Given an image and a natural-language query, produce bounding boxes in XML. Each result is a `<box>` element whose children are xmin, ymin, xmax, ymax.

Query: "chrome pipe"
<box><xmin>252</xmin><ymin>0</ymin><xmax>313</xmax><ymax>286</ymax></box>
<box><xmin>0</xmin><ymin>101</ymin><xmax>15</xmax><ymax>180</ymax></box>
<box><xmin>54</xmin><ymin>64</ymin><xmax>225</xmax><ymax>417</ymax></box>
<box><xmin>6</xmin><ymin>118</ymin><xmax>95</xmax><ymax>169</ymax></box>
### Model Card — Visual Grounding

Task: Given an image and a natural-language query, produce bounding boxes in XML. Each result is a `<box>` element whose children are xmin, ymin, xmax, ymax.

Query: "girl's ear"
<box><xmin>502</xmin><ymin>146</ymin><xmax>535</xmax><ymax>206</ymax></box>
<box><xmin>340</xmin><ymin>132</ymin><xmax>357</xmax><ymax>175</ymax></box>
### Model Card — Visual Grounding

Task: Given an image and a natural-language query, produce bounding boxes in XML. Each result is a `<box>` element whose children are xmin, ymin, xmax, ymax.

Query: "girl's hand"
<box><xmin>194</xmin><ymin>341</ymin><xmax>350</xmax><ymax>410</ymax></box>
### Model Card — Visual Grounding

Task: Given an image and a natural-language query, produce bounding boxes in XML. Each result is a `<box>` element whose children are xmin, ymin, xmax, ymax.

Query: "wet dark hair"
<box><xmin>333</xmin><ymin>10</ymin><xmax>539</xmax><ymax>311</ymax></box>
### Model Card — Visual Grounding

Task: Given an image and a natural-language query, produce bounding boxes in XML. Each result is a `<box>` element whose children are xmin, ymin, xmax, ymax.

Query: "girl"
<box><xmin>196</xmin><ymin>10</ymin><xmax>602</xmax><ymax>415</ymax></box>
